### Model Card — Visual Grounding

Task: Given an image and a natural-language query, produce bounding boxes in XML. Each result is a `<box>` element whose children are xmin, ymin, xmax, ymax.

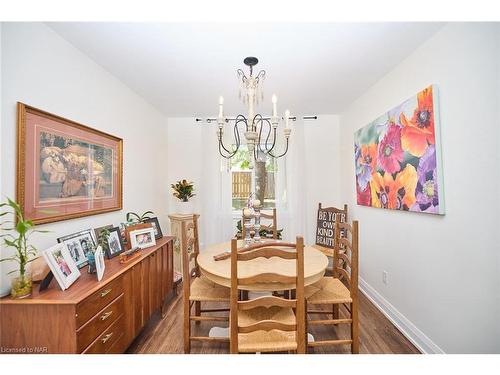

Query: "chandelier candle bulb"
<box><xmin>218</xmin><ymin>96</ymin><xmax>224</xmax><ymax>118</ymax></box>
<box><xmin>285</xmin><ymin>109</ymin><xmax>290</xmax><ymax>128</ymax></box>
<box><xmin>272</xmin><ymin>94</ymin><xmax>277</xmax><ymax>117</ymax></box>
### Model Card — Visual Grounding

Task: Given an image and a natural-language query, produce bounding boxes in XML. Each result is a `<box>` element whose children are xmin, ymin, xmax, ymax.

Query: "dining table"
<box><xmin>197</xmin><ymin>239</ymin><xmax>329</xmax><ymax>341</ymax></box>
<box><xmin>197</xmin><ymin>239</ymin><xmax>329</xmax><ymax>291</ymax></box>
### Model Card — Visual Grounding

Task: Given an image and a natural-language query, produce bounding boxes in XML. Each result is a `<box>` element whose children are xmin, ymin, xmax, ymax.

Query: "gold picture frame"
<box><xmin>17</xmin><ymin>102</ymin><xmax>123</xmax><ymax>225</ymax></box>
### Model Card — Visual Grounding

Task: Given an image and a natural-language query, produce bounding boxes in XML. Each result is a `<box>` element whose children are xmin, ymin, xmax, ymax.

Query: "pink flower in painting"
<box><xmin>377</xmin><ymin>123</ymin><xmax>403</xmax><ymax>174</ymax></box>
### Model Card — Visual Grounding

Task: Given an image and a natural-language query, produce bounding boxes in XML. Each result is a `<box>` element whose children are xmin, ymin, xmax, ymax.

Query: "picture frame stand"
<box><xmin>39</xmin><ymin>271</ymin><xmax>54</xmax><ymax>292</ymax></box>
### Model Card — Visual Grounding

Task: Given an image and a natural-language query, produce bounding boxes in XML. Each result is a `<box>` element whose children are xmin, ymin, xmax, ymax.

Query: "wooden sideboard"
<box><xmin>0</xmin><ymin>236</ymin><xmax>174</xmax><ymax>354</ymax></box>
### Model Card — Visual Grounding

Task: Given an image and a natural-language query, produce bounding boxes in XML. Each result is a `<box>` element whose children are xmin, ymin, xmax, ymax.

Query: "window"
<box><xmin>230</xmin><ymin>146</ymin><xmax>277</xmax><ymax>211</ymax></box>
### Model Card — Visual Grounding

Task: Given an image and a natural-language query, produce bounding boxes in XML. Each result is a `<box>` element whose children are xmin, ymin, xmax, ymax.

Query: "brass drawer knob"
<box><xmin>100</xmin><ymin>311</ymin><xmax>113</xmax><ymax>321</ymax></box>
<box><xmin>100</xmin><ymin>289</ymin><xmax>112</xmax><ymax>298</ymax></box>
<box><xmin>101</xmin><ymin>332</ymin><xmax>114</xmax><ymax>344</ymax></box>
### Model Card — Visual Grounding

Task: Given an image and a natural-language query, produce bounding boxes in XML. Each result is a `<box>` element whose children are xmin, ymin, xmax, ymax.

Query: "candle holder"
<box><xmin>253</xmin><ymin>206</ymin><xmax>261</xmax><ymax>242</ymax></box>
<box><xmin>242</xmin><ymin>205</ymin><xmax>255</xmax><ymax>247</ymax></box>
<box><xmin>243</xmin><ymin>216</ymin><xmax>253</xmax><ymax>247</ymax></box>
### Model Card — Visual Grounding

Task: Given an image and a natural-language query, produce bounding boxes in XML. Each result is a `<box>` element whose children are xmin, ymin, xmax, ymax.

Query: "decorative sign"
<box><xmin>315</xmin><ymin>204</ymin><xmax>347</xmax><ymax>249</ymax></box>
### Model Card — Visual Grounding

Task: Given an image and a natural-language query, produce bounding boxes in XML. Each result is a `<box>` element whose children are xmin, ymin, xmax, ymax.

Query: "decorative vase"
<box><xmin>11</xmin><ymin>271</ymin><xmax>33</xmax><ymax>299</ymax></box>
<box><xmin>87</xmin><ymin>253</ymin><xmax>97</xmax><ymax>274</ymax></box>
<box><xmin>177</xmin><ymin>200</ymin><xmax>194</xmax><ymax>214</ymax></box>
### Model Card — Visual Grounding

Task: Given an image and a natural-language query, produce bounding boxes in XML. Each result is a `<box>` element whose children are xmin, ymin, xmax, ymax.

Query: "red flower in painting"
<box><xmin>356</xmin><ymin>179</ymin><xmax>371</xmax><ymax>206</ymax></box>
<box><xmin>377</xmin><ymin>123</ymin><xmax>403</xmax><ymax>174</ymax></box>
<box><xmin>400</xmin><ymin>86</ymin><xmax>435</xmax><ymax>157</ymax></box>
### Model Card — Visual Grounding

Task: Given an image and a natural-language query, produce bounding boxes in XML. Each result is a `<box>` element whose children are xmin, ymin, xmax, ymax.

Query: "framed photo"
<box><xmin>119</xmin><ymin>222</ymin><xmax>135</xmax><ymax>244</ymax></box>
<box><xmin>129</xmin><ymin>227</ymin><xmax>156</xmax><ymax>249</ymax></box>
<box><xmin>125</xmin><ymin>222</ymin><xmax>153</xmax><ymax>249</ymax></box>
<box><xmin>95</xmin><ymin>246</ymin><xmax>106</xmax><ymax>282</ymax></box>
<box><xmin>57</xmin><ymin>229</ymin><xmax>96</xmax><ymax>269</ymax></box>
<box><xmin>144</xmin><ymin>217</ymin><xmax>163</xmax><ymax>239</ymax></box>
<box><xmin>16</xmin><ymin>103</ymin><xmax>123</xmax><ymax>225</ymax></box>
<box><xmin>105</xmin><ymin>227</ymin><xmax>125</xmax><ymax>259</ymax></box>
<box><xmin>42</xmin><ymin>243</ymin><xmax>81</xmax><ymax>290</ymax></box>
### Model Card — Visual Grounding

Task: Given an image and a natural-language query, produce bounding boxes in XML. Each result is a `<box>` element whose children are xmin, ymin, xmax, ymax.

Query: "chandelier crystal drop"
<box><xmin>215</xmin><ymin>57</ymin><xmax>292</xmax><ymax>169</ymax></box>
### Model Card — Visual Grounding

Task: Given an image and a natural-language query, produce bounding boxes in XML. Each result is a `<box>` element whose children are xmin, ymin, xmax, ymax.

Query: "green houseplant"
<box><xmin>87</xmin><ymin>227</ymin><xmax>111</xmax><ymax>274</ymax></box>
<box><xmin>171</xmin><ymin>180</ymin><xmax>195</xmax><ymax>214</ymax></box>
<box><xmin>0</xmin><ymin>198</ymin><xmax>49</xmax><ymax>298</ymax></box>
<box><xmin>171</xmin><ymin>180</ymin><xmax>195</xmax><ymax>202</ymax></box>
<box><xmin>126</xmin><ymin>210</ymin><xmax>155</xmax><ymax>224</ymax></box>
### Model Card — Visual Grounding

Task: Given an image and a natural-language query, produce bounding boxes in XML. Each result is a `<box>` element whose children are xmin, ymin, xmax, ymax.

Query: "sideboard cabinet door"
<box><xmin>161</xmin><ymin>243</ymin><xmax>173</xmax><ymax>300</ymax></box>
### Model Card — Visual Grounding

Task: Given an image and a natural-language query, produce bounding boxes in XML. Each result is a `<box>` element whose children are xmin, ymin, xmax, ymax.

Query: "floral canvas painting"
<box><xmin>354</xmin><ymin>85</ymin><xmax>445</xmax><ymax>214</ymax></box>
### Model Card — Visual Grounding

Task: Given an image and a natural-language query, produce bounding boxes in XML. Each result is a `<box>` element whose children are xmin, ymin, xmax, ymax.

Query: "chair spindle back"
<box><xmin>333</xmin><ymin>220</ymin><xmax>359</xmax><ymax>296</ymax></box>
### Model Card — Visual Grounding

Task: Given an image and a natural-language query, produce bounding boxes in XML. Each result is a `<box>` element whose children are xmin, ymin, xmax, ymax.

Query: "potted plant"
<box><xmin>171</xmin><ymin>180</ymin><xmax>195</xmax><ymax>214</ymax></box>
<box><xmin>87</xmin><ymin>228</ymin><xmax>110</xmax><ymax>274</ymax></box>
<box><xmin>125</xmin><ymin>210</ymin><xmax>155</xmax><ymax>224</ymax></box>
<box><xmin>0</xmin><ymin>198</ymin><xmax>49</xmax><ymax>298</ymax></box>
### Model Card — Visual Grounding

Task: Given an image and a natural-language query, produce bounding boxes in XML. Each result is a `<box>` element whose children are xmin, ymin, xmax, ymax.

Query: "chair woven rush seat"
<box><xmin>189</xmin><ymin>276</ymin><xmax>230</xmax><ymax>302</ymax></box>
<box><xmin>305</xmin><ymin>277</ymin><xmax>352</xmax><ymax>304</ymax></box>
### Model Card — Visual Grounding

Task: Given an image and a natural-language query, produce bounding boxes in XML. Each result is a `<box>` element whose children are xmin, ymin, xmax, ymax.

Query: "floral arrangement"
<box><xmin>354</xmin><ymin>85</ymin><xmax>443</xmax><ymax>214</ymax></box>
<box><xmin>171</xmin><ymin>180</ymin><xmax>195</xmax><ymax>202</ymax></box>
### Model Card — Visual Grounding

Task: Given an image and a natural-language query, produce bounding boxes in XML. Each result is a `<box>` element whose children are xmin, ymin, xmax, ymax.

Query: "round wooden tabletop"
<box><xmin>197</xmin><ymin>240</ymin><xmax>329</xmax><ymax>291</ymax></box>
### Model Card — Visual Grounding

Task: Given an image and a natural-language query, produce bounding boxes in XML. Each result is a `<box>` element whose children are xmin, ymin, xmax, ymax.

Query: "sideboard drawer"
<box><xmin>76</xmin><ymin>276</ymin><xmax>124</xmax><ymax>328</ymax></box>
<box><xmin>76</xmin><ymin>293</ymin><xmax>124</xmax><ymax>352</ymax></box>
<box><xmin>82</xmin><ymin>314</ymin><xmax>125</xmax><ymax>354</ymax></box>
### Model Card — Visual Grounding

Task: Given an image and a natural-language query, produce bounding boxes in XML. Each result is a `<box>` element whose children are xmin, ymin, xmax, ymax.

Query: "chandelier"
<box><xmin>214</xmin><ymin>57</ymin><xmax>292</xmax><ymax>167</ymax></box>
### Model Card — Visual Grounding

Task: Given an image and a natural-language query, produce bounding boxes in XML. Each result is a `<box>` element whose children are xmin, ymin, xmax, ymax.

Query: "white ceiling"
<box><xmin>47</xmin><ymin>22</ymin><xmax>444</xmax><ymax>117</ymax></box>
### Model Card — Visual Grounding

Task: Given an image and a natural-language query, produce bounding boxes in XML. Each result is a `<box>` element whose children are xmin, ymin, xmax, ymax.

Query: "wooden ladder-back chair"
<box><xmin>182</xmin><ymin>214</ymin><xmax>230</xmax><ymax>353</ymax></box>
<box><xmin>305</xmin><ymin>220</ymin><xmax>359</xmax><ymax>353</ymax></box>
<box><xmin>229</xmin><ymin>237</ymin><xmax>306</xmax><ymax>354</ymax></box>
<box><xmin>242</xmin><ymin>208</ymin><xmax>278</xmax><ymax>240</ymax></box>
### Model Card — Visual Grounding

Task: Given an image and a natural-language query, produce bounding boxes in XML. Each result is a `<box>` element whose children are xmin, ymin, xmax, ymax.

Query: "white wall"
<box><xmin>303</xmin><ymin>115</ymin><xmax>341</xmax><ymax>243</ymax></box>
<box><xmin>0</xmin><ymin>23</ymin><xmax>169</xmax><ymax>296</ymax></box>
<box><xmin>166</xmin><ymin>115</ymin><xmax>341</xmax><ymax>246</ymax></box>
<box><xmin>339</xmin><ymin>23</ymin><xmax>500</xmax><ymax>353</ymax></box>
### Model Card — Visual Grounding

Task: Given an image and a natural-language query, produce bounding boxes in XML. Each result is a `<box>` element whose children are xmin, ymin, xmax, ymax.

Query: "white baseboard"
<box><xmin>358</xmin><ymin>277</ymin><xmax>445</xmax><ymax>354</ymax></box>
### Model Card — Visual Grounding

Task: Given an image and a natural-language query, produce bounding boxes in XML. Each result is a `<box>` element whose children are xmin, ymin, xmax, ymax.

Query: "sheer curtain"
<box><xmin>275</xmin><ymin>119</ymin><xmax>307</xmax><ymax>242</ymax></box>
<box><xmin>199</xmin><ymin>122</ymin><xmax>234</xmax><ymax>249</ymax></box>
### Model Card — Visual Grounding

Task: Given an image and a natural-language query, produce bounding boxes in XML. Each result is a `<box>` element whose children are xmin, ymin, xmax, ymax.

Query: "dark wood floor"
<box><xmin>127</xmin><ymin>289</ymin><xmax>420</xmax><ymax>354</ymax></box>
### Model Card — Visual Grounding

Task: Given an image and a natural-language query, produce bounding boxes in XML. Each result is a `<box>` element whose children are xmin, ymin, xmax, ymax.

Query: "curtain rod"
<box><xmin>195</xmin><ymin>116</ymin><xmax>317</xmax><ymax>123</ymax></box>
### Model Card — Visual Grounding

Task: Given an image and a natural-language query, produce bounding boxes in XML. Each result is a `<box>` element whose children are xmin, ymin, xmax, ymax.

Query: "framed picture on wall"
<box><xmin>16</xmin><ymin>102</ymin><xmax>123</xmax><ymax>225</ymax></box>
